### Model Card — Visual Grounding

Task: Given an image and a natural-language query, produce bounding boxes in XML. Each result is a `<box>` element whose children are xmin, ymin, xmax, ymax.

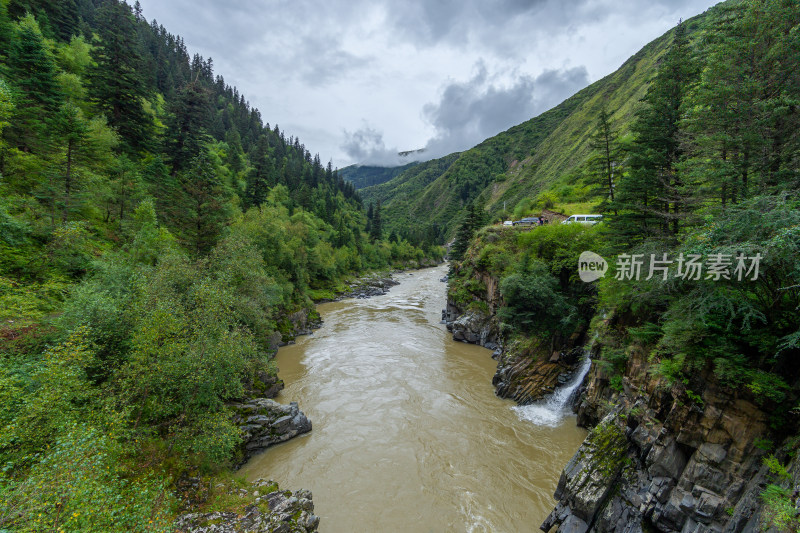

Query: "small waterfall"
<box><xmin>511</xmin><ymin>353</ymin><xmax>593</xmax><ymax>427</ymax></box>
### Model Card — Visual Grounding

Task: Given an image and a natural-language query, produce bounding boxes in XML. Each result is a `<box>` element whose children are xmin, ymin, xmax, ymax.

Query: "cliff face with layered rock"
<box><xmin>444</xmin><ymin>263</ymin><xmax>586</xmax><ymax>404</ymax></box>
<box><xmin>542</xmin><ymin>347</ymin><xmax>799</xmax><ymax>533</ymax></box>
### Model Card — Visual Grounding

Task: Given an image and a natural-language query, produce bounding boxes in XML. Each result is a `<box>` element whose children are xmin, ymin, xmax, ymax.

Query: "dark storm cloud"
<box><xmin>421</xmin><ymin>63</ymin><xmax>589</xmax><ymax>159</ymax></box>
<box><xmin>382</xmin><ymin>0</ymin><xmax>704</xmax><ymax>51</ymax></box>
<box><xmin>141</xmin><ymin>0</ymin><xmax>709</xmax><ymax>84</ymax></box>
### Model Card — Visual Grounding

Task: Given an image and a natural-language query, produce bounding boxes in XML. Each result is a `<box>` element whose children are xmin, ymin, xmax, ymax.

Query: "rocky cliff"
<box><xmin>542</xmin><ymin>347</ymin><xmax>799</xmax><ymax>533</ymax></box>
<box><xmin>444</xmin><ymin>267</ymin><xmax>585</xmax><ymax>404</ymax></box>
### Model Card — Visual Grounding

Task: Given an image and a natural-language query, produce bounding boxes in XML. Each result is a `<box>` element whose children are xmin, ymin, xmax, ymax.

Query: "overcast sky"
<box><xmin>138</xmin><ymin>0</ymin><xmax>719</xmax><ymax>168</ymax></box>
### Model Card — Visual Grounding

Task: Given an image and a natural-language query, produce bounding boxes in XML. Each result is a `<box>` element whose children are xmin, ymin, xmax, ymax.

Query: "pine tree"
<box><xmin>682</xmin><ymin>0</ymin><xmax>800</xmax><ymax>202</ymax></box>
<box><xmin>166</xmin><ymin>80</ymin><xmax>211</xmax><ymax>174</ymax></box>
<box><xmin>89</xmin><ymin>0</ymin><xmax>152</xmax><ymax>153</ymax></box>
<box><xmin>51</xmin><ymin>102</ymin><xmax>88</xmax><ymax>223</ymax></box>
<box><xmin>245</xmin><ymin>134</ymin><xmax>275</xmax><ymax>209</ymax></box>
<box><xmin>178</xmin><ymin>150</ymin><xmax>230</xmax><ymax>255</ymax></box>
<box><xmin>450</xmin><ymin>201</ymin><xmax>486</xmax><ymax>262</ymax></box>
<box><xmin>6</xmin><ymin>14</ymin><xmax>62</xmax><ymax>151</ymax></box>
<box><xmin>612</xmin><ymin>22</ymin><xmax>698</xmax><ymax>244</ymax></box>
<box><xmin>365</xmin><ymin>201</ymin><xmax>373</xmax><ymax>236</ymax></box>
<box><xmin>586</xmin><ymin>109</ymin><xmax>620</xmax><ymax>212</ymax></box>
<box><xmin>0</xmin><ymin>2</ymin><xmax>14</xmax><ymax>60</ymax></box>
<box><xmin>369</xmin><ymin>199</ymin><xmax>382</xmax><ymax>241</ymax></box>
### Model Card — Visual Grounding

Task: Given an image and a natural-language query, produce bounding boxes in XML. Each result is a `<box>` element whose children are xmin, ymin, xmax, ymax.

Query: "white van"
<box><xmin>562</xmin><ymin>214</ymin><xmax>603</xmax><ymax>225</ymax></box>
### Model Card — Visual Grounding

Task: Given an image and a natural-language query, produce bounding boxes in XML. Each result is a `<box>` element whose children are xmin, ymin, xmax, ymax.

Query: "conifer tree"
<box><xmin>166</xmin><ymin>80</ymin><xmax>211</xmax><ymax>174</ymax></box>
<box><xmin>369</xmin><ymin>199</ymin><xmax>382</xmax><ymax>241</ymax></box>
<box><xmin>6</xmin><ymin>14</ymin><xmax>62</xmax><ymax>151</ymax></box>
<box><xmin>450</xmin><ymin>201</ymin><xmax>485</xmax><ymax>262</ymax></box>
<box><xmin>586</xmin><ymin>109</ymin><xmax>620</xmax><ymax>212</ymax></box>
<box><xmin>612</xmin><ymin>22</ymin><xmax>698</xmax><ymax>244</ymax></box>
<box><xmin>682</xmin><ymin>0</ymin><xmax>800</xmax><ymax>203</ymax></box>
<box><xmin>179</xmin><ymin>150</ymin><xmax>230</xmax><ymax>255</ymax></box>
<box><xmin>89</xmin><ymin>0</ymin><xmax>151</xmax><ymax>153</ymax></box>
<box><xmin>245</xmin><ymin>134</ymin><xmax>276</xmax><ymax>209</ymax></box>
<box><xmin>51</xmin><ymin>102</ymin><xmax>88</xmax><ymax>222</ymax></box>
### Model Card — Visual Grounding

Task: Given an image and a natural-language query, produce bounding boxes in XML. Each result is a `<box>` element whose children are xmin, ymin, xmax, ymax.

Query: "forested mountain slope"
<box><xmin>338</xmin><ymin>161</ymin><xmax>419</xmax><ymax>189</ymax></box>
<box><xmin>0</xmin><ymin>1</ymin><xmax>440</xmax><ymax>529</ymax></box>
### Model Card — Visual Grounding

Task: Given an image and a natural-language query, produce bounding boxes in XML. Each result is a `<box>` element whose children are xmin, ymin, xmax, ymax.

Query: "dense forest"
<box><xmin>447</xmin><ymin>0</ymin><xmax>799</xmax><ymax>527</ymax></box>
<box><xmin>0</xmin><ymin>0</ymin><xmax>441</xmax><ymax>529</ymax></box>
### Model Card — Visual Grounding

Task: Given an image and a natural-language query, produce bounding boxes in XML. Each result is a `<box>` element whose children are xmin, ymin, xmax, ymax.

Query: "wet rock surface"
<box><xmin>493</xmin><ymin>353</ymin><xmax>570</xmax><ymax>404</ymax></box>
<box><xmin>175</xmin><ymin>479</ymin><xmax>320</xmax><ymax>533</ymax></box>
<box><xmin>541</xmin><ymin>346</ymin><xmax>797</xmax><ymax>533</ymax></box>
<box><xmin>232</xmin><ymin>398</ymin><xmax>311</xmax><ymax>465</ymax></box>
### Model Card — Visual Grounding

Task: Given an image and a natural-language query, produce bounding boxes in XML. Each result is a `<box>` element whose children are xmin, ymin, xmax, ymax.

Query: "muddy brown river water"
<box><xmin>240</xmin><ymin>264</ymin><xmax>587</xmax><ymax>532</ymax></box>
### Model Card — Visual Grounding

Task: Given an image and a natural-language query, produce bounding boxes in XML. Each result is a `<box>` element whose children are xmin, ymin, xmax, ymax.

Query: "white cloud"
<box><xmin>138</xmin><ymin>0</ymin><xmax>719</xmax><ymax>167</ymax></box>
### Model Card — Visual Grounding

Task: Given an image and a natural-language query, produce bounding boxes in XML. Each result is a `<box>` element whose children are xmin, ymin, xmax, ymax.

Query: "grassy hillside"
<box><xmin>364</xmin><ymin>8</ymin><xmax>710</xmax><ymax>239</ymax></box>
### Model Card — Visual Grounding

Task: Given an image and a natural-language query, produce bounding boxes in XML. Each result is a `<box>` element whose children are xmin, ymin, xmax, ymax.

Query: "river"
<box><xmin>240</xmin><ymin>264</ymin><xmax>587</xmax><ymax>532</ymax></box>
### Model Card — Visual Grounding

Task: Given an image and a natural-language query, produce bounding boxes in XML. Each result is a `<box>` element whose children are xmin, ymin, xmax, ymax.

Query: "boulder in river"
<box><xmin>232</xmin><ymin>398</ymin><xmax>311</xmax><ymax>465</ymax></box>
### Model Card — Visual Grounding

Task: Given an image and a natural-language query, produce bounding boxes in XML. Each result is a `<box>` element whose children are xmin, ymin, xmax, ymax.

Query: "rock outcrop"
<box><xmin>339</xmin><ymin>275</ymin><xmax>399</xmax><ymax>300</ymax></box>
<box><xmin>176</xmin><ymin>479</ymin><xmax>320</xmax><ymax>533</ymax></box>
<box><xmin>443</xmin><ymin>268</ymin><xmax>585</xmax><ymax>404</ymax></box>
<box><xmin>232</xmin><ymin>398</ymin><xmax>311</xmax><ymax>465</ymax></box>
<box><xmin>493</xmin><ymin>345</ymin><xmax>584</xmax><ymax>404</ymax></box>
<box><xmin>541</xmin><ymin>347</ymin><xmax>797</xmax><ymax>533</ymax></box>
<box><xmin>446</xmin><ymin>306</ymin><xmax>501</xmax><ymax>349</ymax></box>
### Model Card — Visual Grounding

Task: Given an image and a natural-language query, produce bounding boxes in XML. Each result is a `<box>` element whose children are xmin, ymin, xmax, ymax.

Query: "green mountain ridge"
<box><xmin>338</xmin><ymin>161</ymin><xmax>419</xmax><ymax>189</ymax></box>
<box><xmin>362</xmin><ymin>7</ymin><xmax>709</xmax><ymax>239</ymax></box>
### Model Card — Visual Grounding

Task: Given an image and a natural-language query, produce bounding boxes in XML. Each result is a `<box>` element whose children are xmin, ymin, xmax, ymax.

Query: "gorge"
<box><xmin>239</xmin><ymin>265</ymin><xmax>588</xmax><ymax>532</ymax></box>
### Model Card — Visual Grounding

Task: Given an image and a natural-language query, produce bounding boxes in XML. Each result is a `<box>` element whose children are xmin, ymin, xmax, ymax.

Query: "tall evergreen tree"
<box><xmin>50</xmin><ymin>102</ymin><xmax>88</xmax><ymax>223</ymax></box>
<box><xmin>245</xmin><ymin>134</ymin><xmax>275</xmax><ymax>209</ymax></box>
<box><xmin>682</xmin><ymin>0</ymin><xmax>800</xmax><ymax>203</ymax></box>
<box><xmin>89</xmin><ymin>0</ymin><xmax>151</xmax><ymax>153</ymax></box>
<box><xmin>166</xmin><ymin>80</ymin><xmax>211</xmax><ymax>174</ymax></box>
<box><xmin>369</xmin><ymin>199</ymin><xmax>382</xmax><ymax>242</ymax></box>
<box><xmin>450</xmin><ymin>201</ymin><xmax>486</xmax><ymax>262</ymax></box>
<box><xmin>178</xmin><ymin>150</ymin><xmax>230</xmax><ymax>255</ymax></box>
<box><xmin>6</xmin><ymin>14</ymin><xmax>62</xmax><ymax>151</ymax></box>
<box><xmin>586</xmin><ymin>109</ymin><xmax>620</xmax><ymax>212</ymax></box>
<box><xmin>612</xmin><ymin>22</ymin><xmax>699</xmax><ymax>244</ymax></box>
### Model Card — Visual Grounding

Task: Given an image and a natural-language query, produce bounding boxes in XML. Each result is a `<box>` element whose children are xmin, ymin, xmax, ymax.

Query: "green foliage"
<box><xmin>498</xmin><ymin>259</ymin><xmax>572</xmax><ymax>335</ymax></box>
<box><xmin>760</xmin><ymin>455</ymin><xmax>798</xmax><ymax>531</ymax></box>
<box><xmin>764</xmin><ymin>455</ymin><xmax>792</xmax><ymax>482</ymax></box>
<box><xmin>598</xmin><ymin>347</ymin><xmax>628</xmax><ymax>378</ymax></box>
<box><xmin>610</xmin><ymin>21</ymin><xmax>699</xmax><ymax>244</ymax></box>
<box><xmin>88</xmin><ymin>0</ymin><xmax>152</xmax><ymax>152</ymax></box>
<box><xmin>761</xmin><ymin>484</ymin><xmax>797</xmax><ymax>531</ymax></box>
<box><xmin>0</xmin><ymin>3</ymin><xmax>438</xmax><ymax>526</ymax></box>
<box><xmin>450</xmin><ymin>200</ymin><xmax>487</xmax><ymax>262</ymax></box>
<box><xmin>0</xmin><ymin>424</ymin><xmax>174</xmax><ymax>532</ymax></box>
